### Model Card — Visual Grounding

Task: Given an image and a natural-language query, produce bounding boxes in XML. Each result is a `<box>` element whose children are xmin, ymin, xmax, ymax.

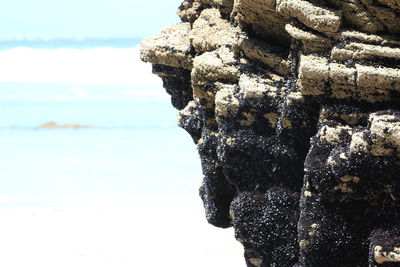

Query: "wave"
<box><xmin>0</xmin><ymin>85</ymin><xmax>169</xmax><ymax>102</ymax></box>
<box><xmin>0</xmin><ymin>45</ymin><xmax>162</xmax><ymax>86</ymax></box>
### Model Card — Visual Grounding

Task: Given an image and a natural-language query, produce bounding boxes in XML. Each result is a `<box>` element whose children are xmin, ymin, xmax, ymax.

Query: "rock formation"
<box><xmin>140</xmin><ymin>0</ymin><xmax>400</xmax><ymax>266</ymax></box>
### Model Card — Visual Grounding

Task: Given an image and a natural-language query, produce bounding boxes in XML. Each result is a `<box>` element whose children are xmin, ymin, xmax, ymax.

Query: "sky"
<box><xmin>0</xmin><ymin>0</ymin><xmax>183</xmax><ymax>39</ymax></box>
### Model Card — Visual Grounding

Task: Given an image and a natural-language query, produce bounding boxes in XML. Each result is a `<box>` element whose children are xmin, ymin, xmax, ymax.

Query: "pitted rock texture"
<box><xmin>140</xmin><ymin>0</ymin><xmax>400</xmax><ymax>266</ymax></box>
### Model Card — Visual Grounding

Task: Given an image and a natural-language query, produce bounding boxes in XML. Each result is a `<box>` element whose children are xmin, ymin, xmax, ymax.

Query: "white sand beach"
<box><xmin>0</xmin><ymin>196</ymin><xmax>244</xmax><ymax>267</ymax></box>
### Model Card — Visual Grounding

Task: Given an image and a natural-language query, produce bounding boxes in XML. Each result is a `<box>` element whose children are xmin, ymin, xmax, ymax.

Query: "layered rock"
<box><xmin>141</xmin><ymin>0</ymin><xmax>400</xmax><ymax>266</ymax></box>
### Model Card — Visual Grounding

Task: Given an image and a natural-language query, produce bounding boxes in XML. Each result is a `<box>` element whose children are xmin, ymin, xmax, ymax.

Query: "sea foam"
<box><xmin>0</xmin><ymin>45</ymin><xmax>160</xmax><ymax>85</ymax></box>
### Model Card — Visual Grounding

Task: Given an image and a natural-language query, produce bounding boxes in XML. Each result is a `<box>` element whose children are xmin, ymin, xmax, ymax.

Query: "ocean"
<box><xmin>0</xmin><ymin>38</ymin><xmax>244</xmax><ymax>266</ymax></box>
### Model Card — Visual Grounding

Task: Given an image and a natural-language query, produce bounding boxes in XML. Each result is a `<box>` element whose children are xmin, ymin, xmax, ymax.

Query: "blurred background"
<box><xmin>0</xmin><ymin>0</ymin><xmax>244</xmax><ymax>266</ymax></box>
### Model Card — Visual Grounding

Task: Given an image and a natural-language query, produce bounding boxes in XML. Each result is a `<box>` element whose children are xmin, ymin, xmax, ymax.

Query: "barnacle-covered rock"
<box><xmin>141</xmin><ymin>0</ymin><xmax>400</xmax><ymax>265</ymax></box>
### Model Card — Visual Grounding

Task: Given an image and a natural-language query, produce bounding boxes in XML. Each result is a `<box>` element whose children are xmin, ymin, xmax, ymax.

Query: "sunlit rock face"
<box><xmin>140</xmin><ymin>0</ymin><xmax>400</xmax><ymax>266</ymax></box>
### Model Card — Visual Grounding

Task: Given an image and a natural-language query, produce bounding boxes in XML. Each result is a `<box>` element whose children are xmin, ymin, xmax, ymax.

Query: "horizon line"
<box><xmin>0</xmin><ymin>36</ymin><xmax>144</xmax><ymax>42</ymax></box>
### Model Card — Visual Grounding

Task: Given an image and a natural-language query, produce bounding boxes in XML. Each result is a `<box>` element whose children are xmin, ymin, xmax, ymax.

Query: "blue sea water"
<box><xmin>0</xmin><ymin>128</ymin><xmax>199</xmax><ymax>197</ymax></box>
<box><xmin>0</xmin><ymin>37</ymin><xmax>142</xmax><ymax>50</ymax></box>
<box><xmin>0</xmin><ymin>38</ymin><xmax>202</xmax><ymax>207</ymax></box>
<box><xmin>0</xmin><ymin>98</ymin><xmax>176</xmax><ymax>129</ymax></box>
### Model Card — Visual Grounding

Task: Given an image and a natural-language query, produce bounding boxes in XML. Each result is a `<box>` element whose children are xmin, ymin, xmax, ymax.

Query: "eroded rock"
<box><xmin>141</xmin><ymin>0</ymin><xmax>400</xmax><ymax>265</ymax></box>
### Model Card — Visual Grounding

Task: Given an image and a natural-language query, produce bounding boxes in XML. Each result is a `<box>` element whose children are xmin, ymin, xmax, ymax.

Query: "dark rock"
<box><xmin>141</xmin><ymin>0</ymin><xmax>400</xmax><ymax>265</ymax></box>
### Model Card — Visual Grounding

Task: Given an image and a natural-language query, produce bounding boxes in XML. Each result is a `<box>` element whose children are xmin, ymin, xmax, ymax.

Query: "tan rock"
<box><xmin>276</xmin><ymin>0</ymin><xmax>341</xmax><ymax>33</ymax></box>
<box><xmin>340</xmin><ymin>175</ymin><xmax>360</xmax><ymax>183</ymax></box>
<box><xmin>285</xmin><ymin>24</ymin><xmax>333</xmax><ymax>52</ymax></box>
<box><xmin>298</xmin><ymin>55</ymin><xmax>328</xmax><ymax>96</ymax></box>
<box><xmin>177</xmin><ymin>0</ymin><xmax>203</xmax><ymax>23</ymax></box>
<box><xmin>319</xmin><ymin>124</ymin><xmax>352</xmax><ymax>143</ymax></box>
<box><xmin>299</xmin><ymin>54</ymin><xmax>400</xmax><ymax>102</ymax></box>
<box><xmin>192</xmin><ymin>46</ymin><xmax>240</xmax><ymax>84</ymax></box>
<box><xmin>334</xmin><ymin>30</ymin><xmax>386</xmax><ymax>44</ymax></box>
<box><xmin>370</xmin><ymin>113</ymin><xmax>400</xmax><ymax>155</ymax></box>
<box><xmin>319</xmin><ymin>107</ymin><xmax>365</xmax><ymax>126</ymax></box>
<box><xmin>191</xmin><ymin>47</ymin><xmax>240</xmax><ymax>104</ymax></box>
<box><xmin>263</xmin><ymin>113</ymin><xmax>279</xmax><ymax>128</ymax></box>
<box><xmin>356</xmin><ymin>65</ymin><xmax>400</xmax><ymax>92</ymax></box>
<box><xmin>140</xmin><ymin>23</ymin><xmax>193</xmax><ymax>69</ymax></box>
<box><xmin>286</xmin><ymin>91</ymin><xmax>304</xmax><ymax>105</ymax></box>
<box><xmin>331</xmin><ymin>42</ymin><xmax>400</xmax><ymax>61</ymax></box>
<box><xmin>248</xmin><ymin>258</ymin><xmax>263</xmax><ymax>267</ymax></box>
<box><xmin>329</xmin><ymin>0</ymin><xmax>385</xmax><ymax>33</ymax></box>
<box><xmin>232</xmin><ymin>0</ymin><xmax>290</xmax><ymax>43</ymax></box>
<box><xmin>199</xmin><ymin>0</ymin><xmax>235</xmax><ymax>13</ymax></box>
<box><xmin>377</xmin><ymin>0</ymin><xmax>400</xmax><ymax>9</ymax></box>
<box><xmin>374</xmin><ymin>246</ymin><xmax>400</xmax><ymax>264</ymax></box>
<box><xmin>350</xmin><ymin>131</ymin><xmax>370</xmax><ymax>154</ymax></box>
<box><xmin>329</xmin><ymin>63</ymin><xmax>357</xmax><ymax>99</ymax></box>
<box><xmin>241</xmin><ymin>38</ymin><xmax>290</xmax><ymax>75</ymax></box>
<box><xmin>239</xmin><ymin>112</ymin><xmax>255</xmax><ymax>126</ymax></box>
<box><xmin>215</xmin><ymin>85</ymin><xmax>239</xmax><ymax>121</ymax></box>
<box><xmin>239</xmin><ymin>73</ymin><xmax>280</xmax><ymax>99</ymax></box>
<box><xmin>190</xmin><ymin>8</ymin><xmax>244</xmax><ymax>52</ymax></box>
<box><xmin>364</xmin><ymin>3</ymin><xmax>400</xmax><ymax>34</ymax></box>
<box><xmin>349</xmin><ymin>113</ymin><xmax>400</xmax><ymax>156</ymax></box>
